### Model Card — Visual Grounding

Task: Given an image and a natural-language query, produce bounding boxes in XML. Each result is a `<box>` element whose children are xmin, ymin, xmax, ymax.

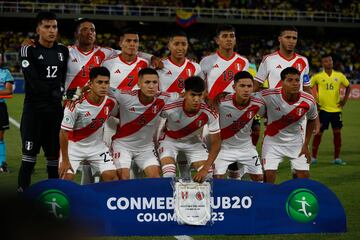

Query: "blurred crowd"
<box><xmin>14</xmin><ymin>0</ymin><xmax>360</xmax><ymax>15</ymax></box>
<box><xmin>1</xmin><ymin>30</ymin><xmax>359</xmax><ymax>82</ymax></box>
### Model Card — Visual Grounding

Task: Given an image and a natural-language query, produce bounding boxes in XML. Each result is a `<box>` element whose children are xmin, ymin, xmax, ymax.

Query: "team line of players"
<box><xmin>53</xmin><ymin>21</ymin><xmax>318</xmax><ymax>184</ymax></box>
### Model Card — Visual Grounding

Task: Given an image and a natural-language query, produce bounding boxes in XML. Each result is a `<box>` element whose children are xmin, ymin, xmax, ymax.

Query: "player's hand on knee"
<box><xmin>58</xmin><ymin>161</ymin><xmax>73</xmax><ymax>179</ymax></box>
<box><xmin>299</xmin><ymin>145</ymin><xmax>311</xmax><ymax>164</ymax></box>
<box><xmin>193</xmin><ymin>167</ymin><xmax>208</xmax><ymax>183</ymax></box>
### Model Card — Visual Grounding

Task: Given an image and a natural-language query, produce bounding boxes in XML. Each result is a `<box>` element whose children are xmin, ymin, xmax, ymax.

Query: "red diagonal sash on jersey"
<box><xmin>275</xmin><ymin>58</ymin><xmax>307</xmax><ymax>88</ymax></box>
<box><xmin>166</xmin><ymin>61</ymin><xmax>196</xmax><ymax>93</ymax></box>
<box><xmin>208</xmin><ymin>58</ymin><xmax>246</xmax><ymax>100</ymax></box>
<box><xmin>264</xmin><ymin>101</ymin><xmax>310</xmax><ymax>136</ymax></box>
<box><xmin>165</xmin><ymin>112</ymin><xmax>209</xmax><ymax>139</ymax></box>
<box><xmin>68</xmin><ymin>49</ymin><xmax>106</xmax><ymax>89</ymax></box>
<box><xmin>112</xmin><ymin>98</ymin><xmax>165</xmax><ymax>139</ymax></box>
<box><xmin>68</xmin><ymin>99</ymin><xmax>115</xmax><ymax>142</ymax></box>
<box><xmin>117</xmin><ymin>61</ymin><xmax>148</xmax><ymax>90</ymax></box>
<box><xmin>221</xmin><ymin>105</ymin><xmax>260</xmax><ymax>140</ymax></box>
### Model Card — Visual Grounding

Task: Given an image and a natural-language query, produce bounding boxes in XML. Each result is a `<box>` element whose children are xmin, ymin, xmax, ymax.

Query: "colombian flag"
<box><xmin>176</xmin><ymin>9</ymin><xmax>197</xmax><ymax>28</ymax></box>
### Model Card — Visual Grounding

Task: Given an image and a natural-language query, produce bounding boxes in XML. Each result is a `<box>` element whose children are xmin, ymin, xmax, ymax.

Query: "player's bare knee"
<box><xmin>214</xmin><ymin>174</ymin><xmax>225</xmax><ymax>179</ymax></box>
<box><xmin>295</xmin><ymin>170</ymin><xmax>309</xmax><ymax>179</ymax></box>
<box><xmin>144</xmin><ymin>166</ymin><xmax>161</xmax><ymax>178</ymax></box>
<box><xmin>249</xmin><ymin>174</ymin><xmax>263</xmax><ymax>182</ymax></box>
<box><xmin>118</xmin><ymin>168</ymin><xmax>130</xmax><ymax>180</ymax></box>
<box><xmin>101</xmin><ymin>170</ymin><xmax>118</xmax><ymax>182</ymax></box>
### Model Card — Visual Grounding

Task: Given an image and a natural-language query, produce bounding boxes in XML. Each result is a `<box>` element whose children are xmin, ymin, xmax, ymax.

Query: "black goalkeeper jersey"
<box><xmin>20</xmin><ymin>41</ymin><xmax>69</xmax><ymax>112</ymax></box>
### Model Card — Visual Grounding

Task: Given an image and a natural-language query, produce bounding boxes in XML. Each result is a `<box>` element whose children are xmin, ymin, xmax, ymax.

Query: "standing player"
<box><xmin>18</xmin><ymin>12</ymin><xmax>69</xmax><ymax>190</ymax></box>
<box><xmin>310</xmin><ymin>54</ymin><xmax>351</xmax><ymax>165</ymax></box>
<box><xmin>200</xmin><ymin>24</ymin><xmax>249</xmax><ymax>103</ymax></box>
<box><xmin>110</xmin><ymin>68</ymin><xmax>177</xmax><ymax>180</ymax></box>
<box><xmin>261</xmin><ymin>67</ymin><xmax>317</xmax><ymax>183</ymax></box>
<box><xmin>200</xmin><ymin>24</ymin><xmax>249</xmax><ymax>180</ymax></box>
<box><xmin>214</xmin><ymin>71</ymin><xmax>264</xmax><ymax>181</ymax></box>
<box><xmin>159</xmin><ymin>76</ymin><xmax>221</xmax><ymax>183</ymax></box>
<box><xmin>59</xmin><ymin>67</ymin><xmax>118</xmax><ymax>181</ymax></box>
<box><xmin>0</xmin><ymin>53</ymin><xmax>14</xmax><ymax>173</ymax></box>
<box><xmin>158</xmin><ymin>30</ymin><xmax>201</xmax><ymax>94</ymax></box>
<box><xmin>254</xmin><ymin>26</ymin><xmax>311</xmax><ymax>93</ymax></box>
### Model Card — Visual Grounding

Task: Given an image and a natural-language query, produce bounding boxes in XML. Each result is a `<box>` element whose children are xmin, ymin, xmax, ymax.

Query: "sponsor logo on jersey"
<box><xmin>286</xmin><ymin>188</ymin><xmax>318</xmax><ymax>223</ymax></box>
<box><xmin>114</xmin><ymin>69</ymin><xmax>121</xmax><ymax>74</ymax></box>
<box><xmin>213</xmin><ymin>64</ymin><xmax>219</xmax><ymax>68</ymax></box>
<box><xmin>226</xmin><ymin>113</ymin><xmax>232</xmax><ymax>118</ymax></box>
<box><xmin>166</xmin><ymin>70</ymin><xmax>172</xmax><ymax>75</ymax></box>
<box><xmin>58</xmin><ymin>52</ymin><xmax>64</xmax><ymax>61</ymax></box>
<box><xmin>276</xmin><ymin>64</ymin><xmax>282</xmax><ymax>69</ymax></box>
<box><xmin>71</xmin><ymin>58</ymin><xmax>78</xmax><ymax>62</ymax></box>
<box><xmin>275</xmin><ymin>106</ymin><xmax>281</xmax><ymax>111</ymax></box>
<box><xmin>84</xmin><ymin>111</ymin><xmax>91</xmax><ymax>117</ymax></box>
<box><xmin>128</xmin><ymin>107</ymin><xmax>135</xmax><ymax>112</ymax></box>
<box><xmin>38</xmin><ymin>54</ymin><xmax>44</xmax><ymax>60</ymax></box>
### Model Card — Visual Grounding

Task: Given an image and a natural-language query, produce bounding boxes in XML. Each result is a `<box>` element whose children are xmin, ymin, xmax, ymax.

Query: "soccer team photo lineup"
<box><xmin>0</xmin><ymin>2</ymin><xmax>359</xmax><ymax>239</ymax></box>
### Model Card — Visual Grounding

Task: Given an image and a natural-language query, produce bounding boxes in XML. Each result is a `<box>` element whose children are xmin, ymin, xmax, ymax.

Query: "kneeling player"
<box><xmin>159</xmin><ymin>76</ymin><xmax>221</xmax><ymax>183</ymax></box>
<box><xmin>214</xmin><ymin>71</ymin><xmax>264</xmax><ymax>181</ymax></box>
<box><xmin>59</xmin><ymin>67</ymin><xmax>118</xmax><ymax>182</ymax></box>
<box><xmin>261</xmin><ymin>67</ymin><xmax>318</xmax><ymax>183</ymax></box>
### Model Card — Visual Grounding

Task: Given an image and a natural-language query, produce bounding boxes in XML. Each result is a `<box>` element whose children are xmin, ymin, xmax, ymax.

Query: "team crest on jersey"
<box><xmin>236</xmin><ymin>63</ymin><xmax>241</xmax><ymax>71</ymax></box>
<box><xmin>58</xmin><ymin>53</ymin><xmax>64</xmax><ymax>61</ymax></box>
<box><xmin>152</xmin><ymin>105</ymin><xmax>158</xmax><ymax>114</ymax></box>
<box><xmin>296</xmin><ymin>108</ymin><xmax>304</xmax><ymax>116</ymax></box>
<box><xmin>95</xmin><ymin>56</ymin><xmax>100</xmax><ymax>65</ymax></box>
<box><xmin>247</xmin><ymin>111</ymin><xmax>254</xmax><ymax>119</ymax></box>
<box><xmin>334</xmin><ymin>78</ymin><xmax>339</xmax><ymax>82</ymax></box>
<box><xmin>197</xmin><ymin>120</ymin><xmax>203</xmax><ymax>127</ymax></box>
<box><xmin>187</xmin><ymin>69</ymin><xmax>192</xmax><ymax>77</ymax></box>
<box><xmin>295</xmin><ymin>63</ymin><xmax>303</xmax><ymax>71</ymax></box>
<box><xmin>181</xmin><ymin>191</ymin><xmax>189</xmax><ymax>200</ymax></box>
<box><xmin>104</xmin><ymin>106</ymin><xmax>109</xmax><ymax>115</ymax></box>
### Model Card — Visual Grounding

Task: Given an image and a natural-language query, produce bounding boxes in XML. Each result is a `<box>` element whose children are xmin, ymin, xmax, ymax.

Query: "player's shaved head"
<box><xmin>234</xmin><ymin>71</ymin><xmax>254</xmax><ymax>84</ymax></box>
<box><xmin>280</xmin><ymin>67</ymin><xmax>300</xmax><ymax>81</ymax></box>
<box><xmin>279</xmin><ymin>25</ymin><xmax>298</xmax><ymax>36</ymax></box>
<box><xmin>36</xmin><ymin>11</ymin><xmax>57</xmax><ymax>26</ymax></box>
<box><xmin>89</xmin><ymin>66</ymin><xmax>110</xmax><ymax>81</ymax></box>
<box><xmin>185</xmin><ymin>76</ymin><xmax>205</xmax><ymax>93</ymax></box>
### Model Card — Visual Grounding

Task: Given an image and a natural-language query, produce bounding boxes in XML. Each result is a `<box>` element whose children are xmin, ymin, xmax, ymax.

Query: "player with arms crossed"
<box><xmin>159</xmin><ymin>76</ymin><xmax>221</xmax><ymax>183</ymax></box>
<box><xmin>59</xmin><ymin>67</ymin><xmax>118</xmax><ymax>181</ymax></box>
<box><xmin>261</xmin><ymin>67</ymin><xmax>317</xmax><ymax>183</ymax></box>
<box><xmin>310</xmin><ymin>54</ymin><xmax>351</xmax><ymax>165</ymax></box>
<box><xmin>111</xmin><ymin>68</ymin><xmax>177</xmax><ymax>180</ymax></box>
<box><xmin>214</xmin><ymin>71</ymin><xmax>264</xmax><ymax>181</ymax></box>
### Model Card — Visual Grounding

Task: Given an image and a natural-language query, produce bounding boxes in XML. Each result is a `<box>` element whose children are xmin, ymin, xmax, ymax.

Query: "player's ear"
<box><xmin>118</xmin><ymin>37</ymin><xmax>123</xmax><ymax>47</ymax></box>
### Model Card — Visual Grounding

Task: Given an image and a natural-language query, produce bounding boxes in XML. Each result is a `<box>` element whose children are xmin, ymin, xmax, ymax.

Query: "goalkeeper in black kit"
<box><xmin>18</xmin><ymin>11</ymin><xmax>69</xmax><ymax>191</ymax></box>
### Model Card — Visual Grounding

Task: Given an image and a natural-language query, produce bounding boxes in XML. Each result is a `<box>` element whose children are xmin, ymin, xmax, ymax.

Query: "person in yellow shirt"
<box><xmin>310</xmin><ymin>54</ymin><xmax>351</xmax><ymax>165</ymax></box>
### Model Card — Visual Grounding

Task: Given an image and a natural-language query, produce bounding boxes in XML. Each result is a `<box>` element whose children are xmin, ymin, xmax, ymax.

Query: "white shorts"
<box><xmin>60</xmin><ymin>149</ymin><xmax>115</xmax><ymax>175</ymax></box>
<box><xmin>261</xmin><ymin>144</ymin><xmax>309</xmax><ymax>171</ymax></box>
<box><xmin>103</xmin><ymin>116</ymin><xmax>119</xmax><ymax>147</ymax></box>
<box><xmin>158</xmin><ymin>139</ymin><xmax>208</xmax><ymax>164</ymax></box>
<box><xmin>112</xmin><ymin>144</ymin><xmax>159</xmax><ymax>170</ymax></box>
<box><xmin>214</xmin><ymin>146</ymin><xmax>262</xmax><ymax>175</ymax></box>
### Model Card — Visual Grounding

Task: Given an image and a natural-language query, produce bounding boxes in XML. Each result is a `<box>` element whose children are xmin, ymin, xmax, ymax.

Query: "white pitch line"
<box><xmin>9</xmin><ymin>116</ymin><xmax>20</xmax><ymax>129</ymax></box>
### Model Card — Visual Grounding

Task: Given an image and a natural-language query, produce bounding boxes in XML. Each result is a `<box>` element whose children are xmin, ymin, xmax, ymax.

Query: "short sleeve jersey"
<box><xmin>255</xmin><ymin>51</ymin><xmax>310</xmax><ymax>90</ymax></box>
<box><xmin>66</xmin><ymin>45</ymin><xmax>117</xmax><ymax>90</ymax></box>
<box><xmin>310</xmin><ymin>70</ymin><xmax>350</xmax><ymax>113</ymax></box>
<box><xmin>158</xmin><ymin>58</ymin><xmax>201</xmax><ymax>93</ymax></box>
<box><xmin>219</xmin><ymin>94</ymin><xmax>266</xmax><ymax>148</ymax></box>
<box><xmin>160</xmin><ymin>99</ymin><xmax>220</xmax><ymax>144</ymax></box>
<box><xmin>102</xmin><ymin>55</ymin><xmax>149</xmax><ymax>90</ymax></box>
<box><xmin>61</xmin><ymin>95</ymin><xmax>117</xmax><ymax>152</ymax></box>
<box><xmin>261</xmin><ymin>88</ymin><xmax>318</xmax><ymax>145</ymax></box>
<box><xmin>200</xmin><ymin>51</ymin><xmax>249</xmax><ymax>100</ymax></box>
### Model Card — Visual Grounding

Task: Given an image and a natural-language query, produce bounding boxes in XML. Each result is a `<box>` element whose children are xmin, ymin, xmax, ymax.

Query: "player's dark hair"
<box><xmin>120</xmin><ymin>27</ymin><xmax>139</xmax><ymax>37</ymax></box>
<box><xmin>36</xmin><ymin>11</ymin><xmax>57</xmax><ymax>26</ymax></box>
<box><xmin>169</xmin><ymin>29</ymin><xmax>187</xmax><ymax>40</ymax></box>
<box><xmin>234</xmin><ymin>71</ymin><xmax>254</xmax><ymax>83</ymax></box>
<box><xmin>321</xmin><ymin>53</ymin><xmax>332</xmax><ymax>59</ymax></box>
<box><xmin>280</xmin><ymin>67</ymin><xmax>300</xmax><ymax>81</ymax></box>
<box><xmin>75</xmin><ymin>18</ymin><xmax>95</xmax><ymax>32</ymax></box>
<box><xmin>216</xmin><ymin>24</ymin><xmax>235</xmax><ymax>37</ymax></box>
<box><xmin>138</xmin><ymin>68</ymin><xmax>159</xmax><ymax>79</ymax></box>
<box><xmin>279</xmin><ymin>25</ymin><xmax>298</xmax><ymax>36</ymax></box>
<box><xmin>184</xmin><ymin>76</ymin><xmax>205</xmax><ymax>92</ymax></box>
<box><xmin>89</xmin><ymin>66</ymin><xmax>110</xmax><ymax>81</ymax></box>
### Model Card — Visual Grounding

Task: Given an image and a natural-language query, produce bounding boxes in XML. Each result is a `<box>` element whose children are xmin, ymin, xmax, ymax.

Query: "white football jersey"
<box><xmin>260</xmin><ymin>88</ymin><xmax>317</xmax><ymax>145</ymax></box>
<box><xmin>61</xmin><ymin>94</ymin><xmax>118</xmax><ymax>153</ymax></box>
<box><xmin>158</xmin><ymin>58</ymin><xmax>201</xmax><ymax>93</ymax></box>
<box><xmin>219</xmin><ymin>94</ymin><xmax>266</xmax><ymax>148</ymax></box>
<box><xmin>160</xmin><ymin>99</ymin><xmax>220</xmax><ymax>144</ymax></box>
<box><xmin>255</xmin><ymin>51</ymin><xmax>310</xmax><ymax>89</ymax></box>
<box><xmin>200</xmin><ymin>51</ymin><xmax>249</xmax><ymax>100</ymax></box>
<box><xmin>66</xmin><ymin>45</ymin><xmax>117</xmax><ymax>90</ymax></box>
<box><xmin>102</xmin><ymin>55</ymin><xmax>149</xmax><ymax>90</ymax></box>
<box><xmin>110</xmin><ymin>89</ymin><xmax>176</xmax><ymax>150</ymax></box>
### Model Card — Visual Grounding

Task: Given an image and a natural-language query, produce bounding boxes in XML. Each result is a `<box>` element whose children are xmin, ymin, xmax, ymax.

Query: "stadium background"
<box><xmin>0</xmin><ymin>1</ymin><xmax>359</xmax><ymax>239</ymax></box>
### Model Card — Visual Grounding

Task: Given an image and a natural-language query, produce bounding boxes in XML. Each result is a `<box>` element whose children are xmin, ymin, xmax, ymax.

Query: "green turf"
<box><xmin>1</xmin><ymin>94</ymin><xmax>359</xmax><ymax>240</ymax></box>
